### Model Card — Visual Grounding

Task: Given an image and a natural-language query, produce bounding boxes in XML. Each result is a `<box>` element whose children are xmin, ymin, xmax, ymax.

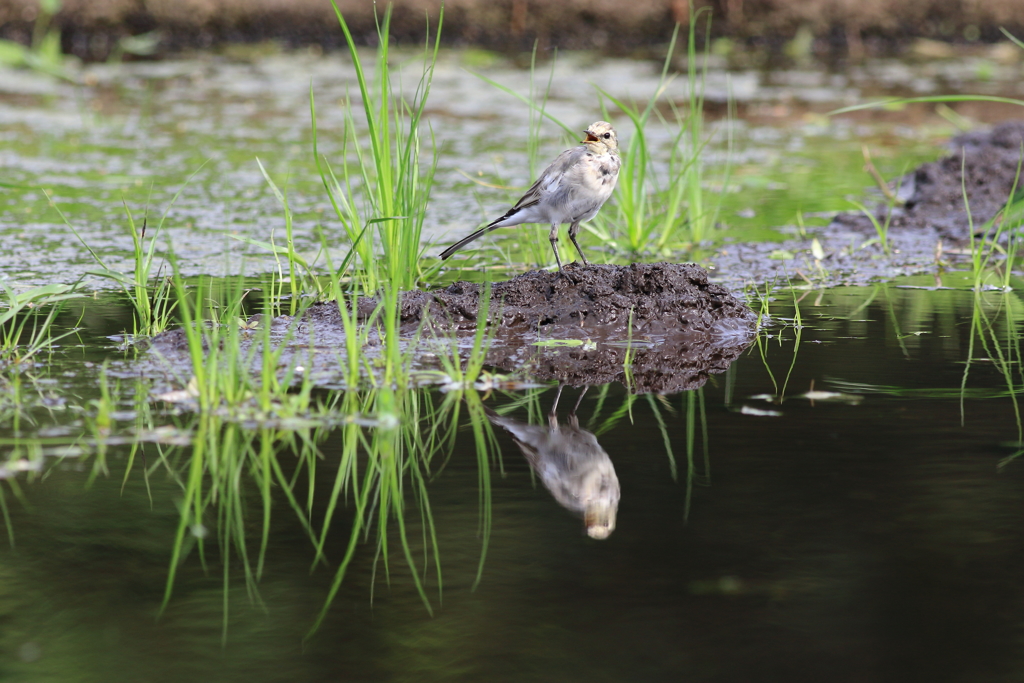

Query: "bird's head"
<box><xmin>581</xmin><ymin>463</ymin><xmax>620</xmax><ymax>540</ymax></box>
<box><xmin>584</xmin><ymin>503</ymin><xmax>617</xmax><ymax>540</ymax></box>
<box><xmin>582</xmin><ymin>121</ymin><xmax>618</xmax><ymax>154</ymax></box>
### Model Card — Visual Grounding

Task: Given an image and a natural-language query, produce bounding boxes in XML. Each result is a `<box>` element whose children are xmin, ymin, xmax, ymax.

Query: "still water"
<box><xmin>1</xmin><ymin>39</ymin><xmax>1023</xmax><ymax>681</ymax></box>
<box><xmin>0</xmin><ymin>280</ymin><xmax>1021</xmax><ymax>682</ymax></box>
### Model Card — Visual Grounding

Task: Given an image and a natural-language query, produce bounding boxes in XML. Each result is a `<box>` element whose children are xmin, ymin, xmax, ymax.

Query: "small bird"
<box><xmin>485</xmin><ymin>386</ymin><xmax>620</xmax><ymax>539</ymax></box>
<box><xmin>440</xmin><ymin>121</ymin><xmax>621</xmax><ymax>273</ymax></box>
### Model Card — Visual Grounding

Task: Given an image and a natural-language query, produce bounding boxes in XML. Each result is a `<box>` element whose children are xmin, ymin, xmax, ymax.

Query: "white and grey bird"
<box><xmin>440</xmin><ymin>121</ymin><xmax>621</xmax><ymax>273</ymax></box>
<box><xmin>485</xmin><ymin>386</ymin><xmax>620</xmax><ymax>540</ymax></box>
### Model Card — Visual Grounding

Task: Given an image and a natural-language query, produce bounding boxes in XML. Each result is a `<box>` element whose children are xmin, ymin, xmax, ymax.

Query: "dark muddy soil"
<box><xmin>392</xmin><ymin>262</ymin><xmax>752</xmax><ymax>338</ymax></box>
<box><xmin>144</xmin><ymin>263</ymin><xmax>758</xmax><ymax>394</ymax></box>
<box><xmin>833</xmin><ymin>120</ymin><xmax>1024</xmax><ymax>243</ymax></box>
<box><xmin>711</xmin><ymin>121</ymin><xmax>1024</xmax><ymax>291</ymax></box>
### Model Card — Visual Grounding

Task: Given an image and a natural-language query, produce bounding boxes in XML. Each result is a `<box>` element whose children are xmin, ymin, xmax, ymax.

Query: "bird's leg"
<box><xmin>548</xmin><ymin>383</ymin><xmax>565</xmax><ymax>432</ymax></box>
<box><xmin>567</xmin><ymin>385</ymin><xmax>588</xmax><ymax>428</ymax></box>
<box><xmin>568</xmin><ymin>221</ymin><xmax>590</xmax><ymax>266</ymax></box>
<box><xmin>548</xmin><ymin>223</ymin><xmax>564</xmax><ymax>273</ymax></box>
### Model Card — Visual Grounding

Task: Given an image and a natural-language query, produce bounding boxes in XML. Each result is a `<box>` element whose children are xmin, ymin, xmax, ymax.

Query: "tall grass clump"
<box><xmin>958</xmin><ymin>152</ymin><xmax>1023</xmax><ymax>457</ymax></box>
<box><xmin>962</xmin><ymin>150</ymin><xmax>1023</xmax><ymax>292</ymax></box>
<box><xmin>312</xmin><ymin>1</ymin><xmax>442</xmax><ymax>295</ymax></box>
<box><xmin>679</xmin><ymin>9</ymin><xmax>729</xmax><ymax>245</ymax></box>
<box><xmin>148</xmin><ymin>237</ymin><xmax>503</xmax><ymax>633</ymax></box>
<box><xmin>161</xmin><ymin>260</ymin><xmax>317</xmax><ymax>415</ymax></box>
<box><xmin>48</xmin><ymin>176</ymin><xmax>203</xmax><ymax>338</ymax></box>
<box><xmin>231</xmin><ymin>161</ymin><xmax>331</xmax><ymax>315</ymax></box>
<box><xmin>592</xmin><ymin>26</ymin><xmax>683</xmax><ymax>258</ymax></box>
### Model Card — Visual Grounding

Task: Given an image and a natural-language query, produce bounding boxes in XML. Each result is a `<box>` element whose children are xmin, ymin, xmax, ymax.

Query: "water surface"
<box><xmin>1</xmin><ymin>281</ymin><xmax>1022</xmax><ymax>681</ymax></box>
<box><xmin>1</xmin><ymin>46</ymin><xmax>1023</xmax><ymax>682</ymax></box>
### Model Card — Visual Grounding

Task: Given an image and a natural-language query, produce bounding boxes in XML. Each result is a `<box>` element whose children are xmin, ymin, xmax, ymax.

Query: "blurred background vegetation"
<box><xmin>0</xmin><ymin>0</ymin><xmax>1022</xmax><ymax>62</ymax></box>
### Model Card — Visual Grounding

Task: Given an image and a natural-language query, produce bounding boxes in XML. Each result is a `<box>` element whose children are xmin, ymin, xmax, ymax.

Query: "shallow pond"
<box><xmin>1</xmin><ymin>45</ymin><xmax>1024</xmax><ymax>682</ymax></box>
<box><xmin>1</xmin><ymin>278</ymin><xmax>1023</xmax><ymax>681</ymax></box>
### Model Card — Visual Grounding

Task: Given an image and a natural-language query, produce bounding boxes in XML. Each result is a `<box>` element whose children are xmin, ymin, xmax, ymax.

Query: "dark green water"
<box><xmin>2</xmin><ymin>42</ymin><xmax>1024</xmax><ymax>682</ymax></box>
<box><xmin>1</xmin><ymin>280</ymin><xmax>1022</xmax><ymax>682</ymax></box>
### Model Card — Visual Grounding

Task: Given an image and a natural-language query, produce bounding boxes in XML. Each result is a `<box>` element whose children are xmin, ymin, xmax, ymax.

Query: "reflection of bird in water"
<box><xmin>485</xmin><ymin>386</ymin><xmax>620</xmax><ymax>539</ymax></box>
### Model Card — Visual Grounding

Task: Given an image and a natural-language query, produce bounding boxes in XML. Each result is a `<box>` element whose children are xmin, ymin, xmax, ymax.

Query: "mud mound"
<box><xmin>144</xmin><ymin>263</ymin><xmax>757</xmax><ymax>394</ymax></box>
<box><xmin>401</xmin><ymin>261</ymin><xmax>750</xmax><ymax>337</ymax></box>
<box><xmin>832</xmin><ymin>120</ymin><xmax>1024</xmax><ymax>243</ymax></box>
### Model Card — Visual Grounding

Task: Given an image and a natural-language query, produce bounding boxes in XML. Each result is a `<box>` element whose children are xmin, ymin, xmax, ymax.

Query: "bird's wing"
<box><xmin>510</xmin><ymin>146</ymin><xmax>587</xmax><ymax>212</ymax></box>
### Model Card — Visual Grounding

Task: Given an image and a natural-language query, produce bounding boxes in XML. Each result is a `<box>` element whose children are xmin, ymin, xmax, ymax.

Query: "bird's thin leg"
<box><xmin>548</xmin><ymin>223</ymin><xmax>564</xmax><ymax>273</ymax></box>
<box><xmin>571</xmin><ymin>386</ymin><xmax>588</xmax><ymax>413</ymax></box>
<box><xmin>548</xmin><ymin>383</ymin><xmax>565</xmax><ymax>431</ymax></box>
<box><xmin>568</xmin><ymin>385</ymin><xmax>589</xmax><ymax>428</ymax></box>
<box><xmin>568</xmin><ymin>221</ymin><xmax>589</xmax><ymax>266</ymax></box>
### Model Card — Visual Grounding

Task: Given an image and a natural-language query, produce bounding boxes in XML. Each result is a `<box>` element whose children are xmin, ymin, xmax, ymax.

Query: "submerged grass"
<box><xmin>749</xmin><ymin>275</ymin><xmax>805</xmax><ymax>403</ymax></box>
<box><xmin>137</xmin><ymin>380</ymin><xmax>503</xmax><ymax>642</ymax></box>
<box><xmin>962</xmin><ymin>289</ymin><xmax>1024</xmax><ymax>465</ymax></box>
<box><xmin>47</xmin><ymin>169</ymin><xmax>205</xmax><ymax>338</ymax></box>
<box><xmin>0</xmin><ymin>281</ymin><xmax>82</xmax><ymax>366</ymax></box>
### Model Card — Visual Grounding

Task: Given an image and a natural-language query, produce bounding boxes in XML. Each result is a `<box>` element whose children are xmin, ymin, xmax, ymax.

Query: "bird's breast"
<box><xmin>577</xmin><ymin>153</ymin><xmax>620</xmax><ymax>195</ymax></box>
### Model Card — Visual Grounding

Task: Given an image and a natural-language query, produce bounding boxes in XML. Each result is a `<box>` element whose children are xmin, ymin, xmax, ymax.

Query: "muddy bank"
<box><xmin>2</xmin><ymin>0</ymin><xmax>1024</xmax><ymax>59</ymax></box>
<box><xmin>832</xmin><ymin>120</ymin><xmax>1024</xmax><ymax>244</ymax></box>
<box><xmin>144</xmin><ymin>263</ymin><xmax>758</xmax><ymax>394</ymax></box>
<box><xmin>710</xmin><ymin>121</ymin><xmax>1024</xmax><ymax>291</ymax></box>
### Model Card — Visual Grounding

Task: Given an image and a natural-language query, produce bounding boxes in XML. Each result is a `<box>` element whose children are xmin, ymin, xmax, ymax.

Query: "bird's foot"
<box><xmin>556</xmin><ymin>267</ymin><xmax>578</xmax><ymax>285</ymax></box>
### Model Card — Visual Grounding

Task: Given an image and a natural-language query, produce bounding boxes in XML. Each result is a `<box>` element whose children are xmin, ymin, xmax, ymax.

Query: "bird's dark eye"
<box><xmin>603</xmin><ymin>132</ymin><xmax>611</xmax><ymax>139</ymax></box>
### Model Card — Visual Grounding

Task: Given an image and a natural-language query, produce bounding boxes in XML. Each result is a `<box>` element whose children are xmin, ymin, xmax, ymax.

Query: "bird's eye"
<box><xmin>603</xmin><ymin>132</ymin><xmax>611</xmax><ymax>139</ymax></box>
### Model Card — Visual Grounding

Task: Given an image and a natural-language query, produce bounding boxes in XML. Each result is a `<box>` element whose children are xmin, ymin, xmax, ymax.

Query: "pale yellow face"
<box><xmin>582</xmin><ymin>121</ymin><xmax>618</xmax><ymax>154</ymax></box>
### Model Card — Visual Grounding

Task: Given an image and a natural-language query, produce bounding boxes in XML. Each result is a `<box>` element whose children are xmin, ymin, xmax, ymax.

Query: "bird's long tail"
<box><xmin>438</xmin><ymin>223</ymin><xmax>504</xmax><ymax>260</ymax></box>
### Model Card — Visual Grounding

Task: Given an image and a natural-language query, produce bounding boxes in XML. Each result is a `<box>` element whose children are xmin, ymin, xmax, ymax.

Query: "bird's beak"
<box><xmin>584</xmin><ymin>131</ymin><xmax>599</xmax><ymax>143</ymax></box>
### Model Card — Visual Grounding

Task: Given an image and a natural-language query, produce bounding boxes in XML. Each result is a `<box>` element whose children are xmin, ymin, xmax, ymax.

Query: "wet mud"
<box><xmin>144</xmin><ymin>263</ymin><xmax>758</xmax><ymax>394</ymax></box>
<box><xmin>711</xmin><ymin>121</ymin><xmax>1024</xmax><ymax>291</ymax></box>
<box><xmin>393</xmin><ymin>262</ymin><xmax>752</xmax><ymax>338</ymax></box>
<box><xmin>833</xmin><ymin>120</ymin><xmax>1024</xmax><ymax>244</ymax></box>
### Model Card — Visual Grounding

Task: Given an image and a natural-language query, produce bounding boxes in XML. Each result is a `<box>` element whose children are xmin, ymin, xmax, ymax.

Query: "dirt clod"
<box><xmin>398</xmin><ymin>262</ymin><xmax>754</xmax><ymax>337</ymax></box>
<box><xmin>710</xmin><ymin>121</ymin><xmax>1024</xmax><ymax>291</ymax></box>
<box><xmin>833</xmin><ymin>120</ymin><xmax>1024</xmax><ymax>243</ymax></box>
